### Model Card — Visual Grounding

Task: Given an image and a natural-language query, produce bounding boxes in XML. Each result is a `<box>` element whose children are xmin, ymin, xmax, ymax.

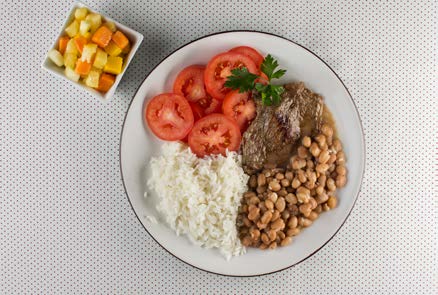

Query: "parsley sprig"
<box><xmin>224</xmin><ymin>54</ymin><xmax>286</xmax><ymax>106</ymax></box>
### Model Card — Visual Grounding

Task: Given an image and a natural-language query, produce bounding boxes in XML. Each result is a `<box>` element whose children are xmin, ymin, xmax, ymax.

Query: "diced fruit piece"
<box><xmin>74</xmin><ymin>7</ymin><xmax>88</xmax><ymax>20</ymax></box>
<box><xmin>75</xmin><ymin>60</ymin><xmax>92</xmax><ymax>75</ymax></box>
<box><xmin>83</xmin><ymin>32</ymin><xmax>92</xmax><ymax>41</ymax></box>
<box><xmin>111</xmin><ymin>31</ymin><xmax>129</xmax><ymax>50</ymax></box>
<box><xmin>84</xmin><ymin>70</ymin><xmax>100</xmax><ymax>88</ymax></box>
<box><xmin>65</xmin><ymin>20</ymin><xmax>79</xmax><ymax>38</ymax></box>
<box><xmin>65</xmin><ymin>38</ymin><xmax>78</xmax><ymax>55</ymax></box>
<box><xmin>104</xmin><ymin>40</ymin><xmax>122</xmax><ymax>56</ymax></box>
<box><xmin>96</xmin><ymin>73</ymin><xmax>115</xmax><ymax>92</ymax></box>
<box><xmin>81</xmin><ymin>43</ymin><xmax>97</xmax><ymax>63</ymax></box>
<box><xmin>58</xmin><ymin>36</ymin><xmax>70</xmax><ymax>55</ymax></box>
<box><xmin>63</xmin><ymin>53</ymin><xmax>77</xmax><ymax>68</ymax></box>
<box><xmin>85</xmin><ymin>13</ymin><xmax>102</xmax><ymax>33</ymax></box>
<box><xmin>91</xmin><ymin>26</ymin><xmax>113</xmax><ymax>48</ymax></box>
<box><xmin>74</xmin><ymin>35</ymin><xmax>87</xmax><ymax>54</ymax></box>
<box><xmin>48</xmin><ymin>49</ymin><xmax>64</xmax><ymax>67</ymax></box>
<box><xmin>103</xmin><ymin>21</ymin><xmax>116</xmax><ymax>32</ymax></box>
<box><xmin>79</xmin><ymin>20</ymin><xmax>91</xmax><ymax>36</ymax></box>
<box><xmin>93</xmin><ymin>49</ymin><xmax>107</xmax><ymax>69</ymax></box>
<box><xmin>122</xmin><ymin>43</ymin><xmax>131</xmax><ymax>54</ymax></box>
<box><xmin>65</xmin><ymin>66</ymin><xmax>80</xmax><ymax>82</ymax></box>
<box><xmin>103</xmin><ymin>56</ymin><xmax>123</xmax><ymax>74</ymax></box>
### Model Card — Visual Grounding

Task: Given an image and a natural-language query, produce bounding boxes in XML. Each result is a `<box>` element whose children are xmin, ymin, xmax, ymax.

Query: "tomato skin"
<box><xmin>230</xmin><ymin>46</ymin><xmax>264</xmax><ymax>68</ymax></box>
<box><xmin>204</xmin><ymin>52</ymin><xmax>258</xmax><ymax>101</ymax></box>
<box><xmin>173</xmin><ymin>65</ymin><xmax>206</xmax><ymax>102</ymax></box>
<box><xmin>196</xmin><ymin>94</ymin><xmax>222</xmax><ymax>115</ymax></box>
<box><xmin>222</xmin><ymin>90</ymin><xmax>256</xmax><ymax>132</ymax></box>
<box><xmin>145</xmin><ymin>93</ymin><xmax>194</xmax><ymax>141</ymax></box>
<box><xmin>189</xmin><ymin>102</ymin><xmax>204</xmax><ymax>121</ymax></box>
<box><xmin>188</xmin><ymin>114</ymin><xmax>242</xmax><ymax>157</ymax></box>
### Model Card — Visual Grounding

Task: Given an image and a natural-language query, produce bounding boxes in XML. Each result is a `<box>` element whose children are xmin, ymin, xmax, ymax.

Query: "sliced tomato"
<box><xmin>197</xmin><ymin>94</ymin><xmax>222</xmax><ymax>114</ymax></box>
<box><xmin>204</xmin><ymin>52</ymin><xmax>258</xmax><ymax>101</ymax></box>
<box><xmin>189</xmin><ymin>102</ymin><xmax>204</xmax><ymax>121</ymax></box>
<box><xmin>145</xmin><ymin>93</ymin><xmax>194</xmax><ymax>141</ymax></box>
<box><xmin>222</xmin><ymin>90</ymin><xmax>256</xmax><ymax>132</ymax></box>
<box><xmin>230</xmin><ymin>46</ymin><xmax>264</xmax><ymax>68</ymax></box>
<box><xmin>173</xmin><ymin>65</ymin><xmax>206</xmax><ymax>102</ymax></box>
<box><xmin>188</xmin><ymin>114</ymin><xmax>241</xmax><ymax>157</ymax></box>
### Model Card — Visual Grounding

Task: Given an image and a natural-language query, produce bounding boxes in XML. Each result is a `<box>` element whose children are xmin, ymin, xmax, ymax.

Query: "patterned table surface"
<box><xmin>1</xmin><ymin>1</ymin><xmax>436</xmax><ymax>294</ymax></box>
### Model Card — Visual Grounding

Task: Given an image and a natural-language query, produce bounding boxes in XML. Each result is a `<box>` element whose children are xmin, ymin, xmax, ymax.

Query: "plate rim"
<box><xmin>119</xmin><ymin>30</ymin><xmax>366</xmax><ymax>277</ymax></box>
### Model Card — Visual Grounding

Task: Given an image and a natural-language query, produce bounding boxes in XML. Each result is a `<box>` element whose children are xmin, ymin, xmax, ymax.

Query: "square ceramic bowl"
<box><xmin>41</xmin><ymin>2</ymin><xmax>143</xmax><ymax>102</ymax></box>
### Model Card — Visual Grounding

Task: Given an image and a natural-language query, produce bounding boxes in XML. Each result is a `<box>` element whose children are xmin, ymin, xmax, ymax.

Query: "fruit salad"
<box><xmin>47</xmin><ymin>7</ymin><xmax>131</xmax><ymax>93</ymax></box>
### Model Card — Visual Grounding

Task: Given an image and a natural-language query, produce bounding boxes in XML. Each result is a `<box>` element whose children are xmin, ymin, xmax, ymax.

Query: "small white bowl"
<box><xmin>41</xmin><ymin>2</ymin><xmax>143</xmax><ymax>102</ymax></box>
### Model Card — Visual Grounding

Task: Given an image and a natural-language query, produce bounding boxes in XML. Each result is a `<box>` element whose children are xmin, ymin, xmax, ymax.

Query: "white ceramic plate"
<box><xmin>120</xmin><ymin>31</ymin><xmax>365</xmax><ymax>277</ymax></box>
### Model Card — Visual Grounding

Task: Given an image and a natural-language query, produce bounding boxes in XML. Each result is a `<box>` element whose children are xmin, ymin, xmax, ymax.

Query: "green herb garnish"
<box><xmin>224</xmin><ymin>54</ymin><xmax>286</xmax><ymax>106</ymax></box>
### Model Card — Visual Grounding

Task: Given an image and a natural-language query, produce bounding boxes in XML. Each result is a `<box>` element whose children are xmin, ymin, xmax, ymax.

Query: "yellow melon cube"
<box><xmin>81</xmin><ymin>43</ymin><xmax>97</xmax><ymax>63</ymax></box>
<box><xmin>65</xmin><ymin>66</ymin><xmax>80</xmax><ymax>82</ymax></box>
<box><xmin>104</xmin><ymin>41</ymin><xmax>122</xmax><ymax>57</ymax></box>
<box><xmin>48</xmin><ymin>49</ymin><xmax>64</xmax><ymax>67</ymax></box>
<box><xmin>103</xmin><ymin>21</ymin><xmax>117</xmax><ymax>32</ymax></box>
<box><xmin>74</xmin><ymin>7</ymin><xmax>88</xmax><ymax>20</ymax></box>
<box><xmin>65</xmin><ymin>20</ymin><xmax>79</xmax><ymax>38</ymax></box>
<box><xmin>63</xmin><ymin>53</ymin><xmax>77</xmax><ymax>68</ymax></box>
<box><xmin>85</xmin><ymin>13</ymin><xmax>102</xmax><ymax>33</ymax></box>
<box><xmin>103</xmin><ymin>56</ymin><xmax>123</xmax><ymax>74</ymax></box>
<box><xmin>93</xmin><ymin>49</ymin><xmax>107</xmax><ymax>69</ymax></box>
<box><xmin>84</xmin><ymin>70</ymin><xmax>100</xmax><ymax>88</ymax></box>
<box><xmin>79</xmin><ymin>20</ymin><xmax>91</xmax><ymax>36</ymax></box>
<box><xmin>65</xmin><ymin>38</ymin><xmax>78</xmax><ymax>55</ymax></box>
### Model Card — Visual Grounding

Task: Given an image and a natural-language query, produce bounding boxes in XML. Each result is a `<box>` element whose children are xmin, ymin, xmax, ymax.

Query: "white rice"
<box><xmin>147</xmin><ymin>142</ymin><xmax>248</xmax><ymax>260</ymax></box>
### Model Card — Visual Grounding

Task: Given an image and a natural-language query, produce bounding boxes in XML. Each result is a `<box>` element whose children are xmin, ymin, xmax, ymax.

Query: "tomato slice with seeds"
<box><xmin>173</xmin><ymin>65</ymin><xmax>206</xmax><ymax>102</ymax></box>
<box><xmin>229</xmin><ymin>46</ymin><xmax>264</xmax><ymax>68</ymax></box>
<box><xmin>196</xmin><ymin>93</ymin><xmax>222</xmax><ymax>115</ymax></box>
<box><xmin>204</xmin><ymin>52</ymin><xmax>258</xmax><ymax>101</ymax></box>
<box><xmin>222</xmin><ymin>90</ymin><xmax>256</xmax><ymax>132</ymax></box>
<box><xmin>189</xmin><ymin>102</ymin><xmax>204</xmax><ymax>121</ymax></box>
<box><xmin>145</xmin><ymin>93</ymin><xmax>194</xmax><ymax>141</ymax></box>
<box><xmin>188</xmin><ymin>113</ymin><xmax>241</xmax><ymax>157</ymax></box>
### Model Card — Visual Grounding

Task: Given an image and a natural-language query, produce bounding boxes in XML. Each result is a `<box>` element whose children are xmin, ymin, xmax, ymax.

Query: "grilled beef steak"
<box><xmin>241</xmin><ymin>82</ymin><xmax>323</xmax><ymax>173</ymax></box>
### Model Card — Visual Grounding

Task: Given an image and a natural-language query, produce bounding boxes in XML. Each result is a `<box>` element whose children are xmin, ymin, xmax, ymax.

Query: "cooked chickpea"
<box><xmin>269</xmin><ymin>242</ymin><xmax>277</xmax><ymax>249</ymax></box>
<box><xmin>322</xmin><ymin>203</ymin><xmax>331</xmax><ymax>211</ymax></box>
<box><xmin>260</xmin><ymin>211</ymin><xmax>273</xmax><ymax>224</ymax></box>
<box><xmin>271</xmin><ymin>218</ymin><xmax>285</xmax><ymax>231</ymax></box>
<box><xmin>291</xmin><ymin>177</ymin><xmax>301</xmax><ymax>189</ymax></box>
<box><xmin>297</xmin><ymin>170</ymin><xmax>307</xmax><ymax>183</ymax></box>
<box><xmin>249</xmin><ymin>175</ymin><xmax>257</xmax><ymax>188</ymax></box>
<box><xmin>315</xmin><ymin>193</ymin><xmax>329</xmax><ymax>204</ymax></box>
<box><xmin>309</xmin><ymin>197</ymin><xmax>318</xmax><ymax>210</ymax></box>
<box><xmin>257</xmin><ymin>173</ymin><xmax>266</xmax><ymax>187</ymax></box>
<box><xmin>281</xmin><ymin>211</ymin><xmax>290</xmax><ymax>220</ymax></box>
<box><xmin>321</xmin><ymin>124</ymin><xmax>333</xmax><ymax>138</ymax></box>
<box><xmin>280</xmin><ymin>236</ymin><xmax>292</xmax><ymax>247</ymax></box>
<box><xmin>256</xmin><ymin>186</ymin><xmax>266</xmax><ymax>194</ymax></box>
<box><xmin>292</xmin><ymin>158</ymin><xmax>307</xmax><ymax>170</ymax></box>
<box><xmin>318</xmin><ymin>150</ymin><xmax>330</xmax><ymax>164</ymax></box>
<box><xmin>327</xmin><ymin>196</ymin><xmax>338</xmax><ymax>208</ymax></box>
<box><xmin>299</xmin><ymin>217</ymin><xmax>313</xmax><ymax>227</ymax></box>
<box><xmin>299</xmin><ymin>203</ymin><xmax>312</xmax><ymax>217</ymax></box>
<box><xmin>267</xmin><ymin>229</ymin><xmax>277</xmax><ymax>241</ymax></box>
<box><xmin>275</xmin><ymin>173</ymin><xmax>285</xmax><ymax>180</ymax></box>
<box><xmin>243</xmin><ymin>217</ymin><xmax>252</xmax><ymax>227</ymax></box>
<box><xmin>318</xmin><ymin>174</ymin><xmax>327</xmax><ymax>187</ymax></box>
<box><xmin>256</xmin><ymin>221</ymin><xmax>268</xmax><ymax>230</ymax></box>
<box><xmin>297</xmin><ymin>146</ymin><xmax>308</xmax><ymax>159</ymax></box>
<box><xmin>285</xmin><ymin>193</ymin><xmax>298</xmax><ymax>204</ymax></box>
<box><xmin>249</xmin><ymin>227</ymin><xmax>260</xmax><ymax>240</ymax></box>
<box><xmin>271</xmin><ymin>210</ymin><xmax>281</xmax><ymax>222</ymax></box>
<box><xmin>336</xmin><ymin>165</ymin><xmax>347</xmax><ymax>176</ymax></box>
<box><xmin>333</xmin><ymin>139</ymin><xmax>342</xmax><ymax>152</ymax></box>
<box><xmin>316</xmin><ymin>185</ymin><xmax>324</xmax><ymax>196</ymax></box>
<box><xmin>288</xmin><ymin>216</ymin><xmax>298</xmax><ymax>228</ymax></box>
<box><xmin>242</xmin><ymin>236</ymin><xmax>252</xmax><ymax>246</ymax></box>
<box><xmin>268</xmin><ymin>180</ymin><xmax>281</xmax><ymax>192</ymax></box>
<box><xmin>248</xmin><ymin>206</ymin><xmax>260</xmax><ymax>221</ymax></box>
<box><xmin>275</xmin><ymin>197</ymin><xmax>286</xmax><ymax>212</ymax></box>
<box><xmin>307</xmin><ymin>160</ymin><xmax>315</xmax><ymax>168</ymax></box>
<box><xmin>259</xmin><ymin>243</ymin><xmax>268</xmax><ymax>250</ymax></box>
<box><xmin>314</xmin><ymin>205</ymin><xmax>322</xmax><ymax>213</ymax></box>
<box><xmin>336</xmin><ymin>175</ymin><xmax>347</xmax><ymax>188</ymax></box>
<box><xmin>265</xmin><ymin>199</ymin><xmax>274</xmax><ymax>210</ymax></box>
<box><xmin>280</xmin><ymin>178</ymin><xmax>290</xmax><ymax>187</ymax></box>
<box><xmin>268</xmin><ymin>192</ymin><xmax>278</xmax><ymax>203</ymax></box>
<box><xmin>261</xmin><ymin>233</ymin><xmax>270</xmax><ymax>245</ymax></box>
<box><xmin>316</xmin><ymin>163</ymin><xmax>329</xmax><ymax>174</ymax></box>
<box><xmin>327</xmin><ymin>154</ymin><xmax>337</xmax><ymax>165</ymax></box>
<box><xmin>277</xmin><ymin>231</ymin><xmax>286</xmax><ymax>240</ymax></box>
<box><xmin>302</xmin><ymin>136</ymin><xmax>312</xmax><ymax>147</ymax></box>
<box><xmin>285</xmin><ymin>171</ymin><xmax>294</xmax><ymax>180</ymax></box>
<box><xmin>308</xmin><ymin>211</ymin><xmax>319</xmax><ymax>221</ymax></box>
<box><xmin>315</xmin><ymin>134</ymin><xmax>326</xmax><ymax>147</ymax></box>
<box><xmin>278</xmin><ymin>188</ymin><xmax>288</xmax><ymax>197</ymax></box>
<box><xmin>310</xmin><ymin>142</ymin><xmax>321</xmax><ymax>157</ymax></box>
<box><xmin>248</xmin><ymin>196</ymin><xmax>260</xmax><ymax>205</ymax></box>
<box><xmin>326</xmin><ymin>178</ymin><xmax>336</xmax><ymax>191</ymax></box>
<box><xmin>286</xmin><ymin>227</ymin><xmax>301</xmax><ymax>237</ymax></box>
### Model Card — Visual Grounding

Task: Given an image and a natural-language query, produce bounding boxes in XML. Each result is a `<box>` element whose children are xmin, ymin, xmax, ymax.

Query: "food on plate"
<box><xmin>147</xmin><ymin>142</ymin><xmax>249</xmax><ymax>260</ymax></box>
<box><xmin>240</xmin><ymin>82</ymin><xmax>323</xmax><ymax>173</ymax></box>
<box><xmin>237</xmin><ymin>125</ymin><xmax>346</xmax><ymax>249</ymax></box>
<box><xmin>145</xmin><ymin>93</ymin><xmax>194</xmax><ymax>141</ymax></box>
<box><xmin>188</xmin><ymin>114</ymin><xmax>241</xmax><ymax>157</ymax></box>
<box><xmin>47</xmin><ymin>7</ymin><xmax>131</xmax><ymax>93</ymax></box>
<box><xmin>144</xmin><ymin>46</ymin><xmax>348</xmax><ymax>257</ymax></box>
<box><xmin>204</xmin><ymin>52</ymin><xmax>259</xmax><ymax>100</ymax></box>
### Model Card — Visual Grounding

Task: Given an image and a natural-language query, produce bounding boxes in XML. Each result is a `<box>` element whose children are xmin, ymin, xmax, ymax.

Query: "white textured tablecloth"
<box><xmin>1</xmin><ymin>1</ymin><xmax>437</xmax><ymax>294</ymax></box>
